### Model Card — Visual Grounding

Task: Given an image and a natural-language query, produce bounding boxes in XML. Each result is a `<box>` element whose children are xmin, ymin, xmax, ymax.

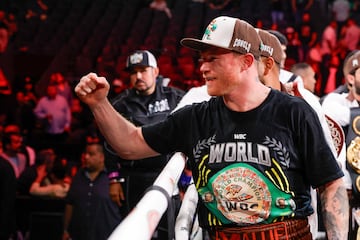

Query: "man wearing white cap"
<box><xmin>104</xmin><ymin>49</ymin><xmax>185</xmax><ymax>239</ymax></box>
<box><xmin>75</xmin><ymin>16</ymin><xmax>348</xmax><ymax>239</ymax></box>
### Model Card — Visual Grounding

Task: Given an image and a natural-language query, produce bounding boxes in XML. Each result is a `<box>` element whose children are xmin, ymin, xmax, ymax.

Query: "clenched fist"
<box><xmin>75</xmin><ymin>72</ymin><xmax>110</xmax><ymax>108</ymax></box>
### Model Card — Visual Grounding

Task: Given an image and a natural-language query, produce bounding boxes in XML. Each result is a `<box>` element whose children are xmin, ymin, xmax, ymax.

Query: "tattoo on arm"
<box><xmin>319</xmin><ymin>184</ymin><xmax>349</xmax><ymax>239</ymax></box>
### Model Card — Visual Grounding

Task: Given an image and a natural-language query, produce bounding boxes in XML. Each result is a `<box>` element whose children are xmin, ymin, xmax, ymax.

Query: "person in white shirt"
<box><xmin>321</xmin><ymin>50</ymin><xmax>360</xmax><ymax>238</ymax></box>
<box><xmin>341</xmin><ymin>18</ymin><xmax>360</xmax><ymax>52</ymax></box>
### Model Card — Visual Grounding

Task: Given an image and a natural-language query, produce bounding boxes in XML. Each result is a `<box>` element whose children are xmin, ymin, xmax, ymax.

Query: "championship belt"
<box><xmin>198</xmin><ymin>163</ymin><xmax>295</xmax><ymax>225</ymax></box>
<box><xmin>325</xmin><ymin>115</ymin><xmax>345</xmax><ymax>158</ymax></box>
<box><xmin>346</xmin><ymin>108</ymin><xmax>360</xmax><ymax>194</ymax></box>
<box><xmin>347</xmin><ymin>137</ymin><xmax>360</xmax><ymax>174</ymax></box>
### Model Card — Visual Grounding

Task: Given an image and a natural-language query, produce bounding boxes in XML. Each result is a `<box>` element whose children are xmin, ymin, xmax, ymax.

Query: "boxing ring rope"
<box><xmin>174</xmin><ymin>183</ymin><xmax>203</xmax><ymax>240</ymax></box>
<box><xmin>108</xmin><ymin>152</ymin><xmax>188</xmax><ymax>240</ymax></box>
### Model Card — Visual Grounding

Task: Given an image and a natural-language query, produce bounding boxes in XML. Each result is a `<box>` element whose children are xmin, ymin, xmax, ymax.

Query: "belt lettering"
<box><xmin>216</xmin><ymin>225</ymin><xmax>288</xmax><ymax>240</ymax></box>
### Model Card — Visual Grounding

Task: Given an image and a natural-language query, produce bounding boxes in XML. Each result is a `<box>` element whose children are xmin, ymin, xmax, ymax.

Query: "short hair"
<box><xmin>267</xmin><ymin>30</ymin><xmax>288</xmax><ymax>46</ymax></box>
<box><xmin>86</xmin><ymin>142</ymin><xmax>104</xmax><ymax>153</ymax></box>
<box><xmin>290</xmin><ymin>62</ymin><xmax>311</xmax><ymax>73</ymax></box>
<box><xmin>1</xmin><ymin>132</ymin><xmax>21</xmax><ymax>147</ymax></box>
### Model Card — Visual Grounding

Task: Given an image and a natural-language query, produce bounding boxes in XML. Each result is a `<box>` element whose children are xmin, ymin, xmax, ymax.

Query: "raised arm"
<box><xmin>75</xmin><ymin>73</ymin><xmax>159</xmax><ymax>160</ymax></box>
<box><xmin>318</xmin><ymin>177</ymin><xmax>349</xmax><ymax>239</ymax></box>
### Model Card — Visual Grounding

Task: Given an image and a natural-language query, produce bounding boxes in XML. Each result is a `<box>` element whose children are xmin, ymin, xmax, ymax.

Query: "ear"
<box><xmin>347</xmin><ymin>74</ymin><xmax>355</xmax><ymax>87</ymax></box>
<box><xmin>242</xmin><ymin>53</ymin><xmax>255</xmax><ymax>70</ymax></box>
<box><xmin>153</xmin><ymin>67</ymin><xmax>160</xmax><ymax>77</ymax></box>
<box><xmin>263</xmin><ymin>57</ymin><xmax>275</xmax><ymax>76</ymax></box>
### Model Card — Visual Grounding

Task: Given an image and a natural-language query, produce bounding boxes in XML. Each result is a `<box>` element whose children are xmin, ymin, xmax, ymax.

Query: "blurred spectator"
<box><xmin>177</xmin><ymin>56</ymin><xmax>201</xmax><ymax>90</ymax></box>
<box><xmin>50</xmin><ymin>72</ymin><xmax>73</xmax><ymax>107</ymax></box>
<box><xmin>296</xmin><ymin>11</ymin><xmax>318</xmax><ymax>62</ymax></box>
<box><xmin>16</xmin><ymin>77</ymin><xmax>38</xmax><ymax>138</ymax></box>
<box><xmin>0</xmin><ymin>131</ymin><xmax>27</xmax><ymax>178</ymax></box>
<box><xmin>66</xmin><ymin>97</ymin><xmax>94</xmax><ymax>146</ymax></box>
<box><xmin>62</xmin><ymin>142</ymin><xmax>122</xmax><ymax>240</ymax></box>
<box><xmin>284</xmin><ymin>26</ymin><xmax>301</xmax><ymax>68</ymax></box>
<box><xmin>291</xmin><ymin>0</ymin><xmax>314</xmax><ymax>24</ymax></box>
<box><xmin>149</xmin><ymin>0</ymin><xmax>172</xmax><ymax>18</ymax></box>
<box><xmin>308</xmin><ymin>41</ymin><xmax>323</xmax><ymax>93</ymax></box>
<box><xmin>320</xmin><ymin>20</ymin><xmax>338</xmax><ymax>96</ymax></box>
<box><xmin>109</xmin><ymin>78</ymin><xmax>126</xmax><ymax>100</ymax></box>
<box><xmin>14</xmin><ymin>90</ymin><xmax>37</xmax><ymax>139</ymax></box>
<box><xmin>29</xmin><ymin>157</ymin><xmax>70</xmax><ymax>198</ymax></box>
<box><xmin>17</xmin><ymin>148</ymin><xmax>56</xmax><ymax>196</ymax></box>
<box><xmin>339</xmin><ymin>17</ymin><xmax>360</xmax><ymax>52</ymax></box>
<box><xmin>16</xmin><ymin>147</ymin><xmax>67</xmax><ymax>238</ymax></box>
<box><xmin>270</xmin><ymin>0</ymin><xmax>286</xmax><ymax>26</ymax></box>
<box><xmin>0</xmin><ymin>22</ymin><xmax>15</xmax><ymax>126</ymax></box>
<box><xmin>23</xmin><ymin>76</ymin><xmax>38</xmax><ymax>103</ymax></box>
<box><xmin>324</xmin><ymin>53</ymin><xmax>342</xmax><ymax>94</ymax></box>
<box><xmin>0</xmin><ymin>154</ymin><xmax>16</xmax><ymax>240</ymax></box>
<box><xmin>33</xmin><ymin>82</ymin><xmax>71</xmax><ymax>149</ymax></box>
<box><xmin>3</xmin><ymin>123</ymin><xmax>36</xmax><ymax>168</ymax></box>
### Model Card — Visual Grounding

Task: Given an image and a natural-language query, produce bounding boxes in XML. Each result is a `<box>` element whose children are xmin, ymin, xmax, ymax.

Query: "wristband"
<box><xmin>108</xmin><ymin>171</ymin><xmax>120</xmax><ymax>180</ymax></box>
<box><xmin>109</xmin><ymin>178</ymin><xmax>125</xmax><ymax>184</ymax></box>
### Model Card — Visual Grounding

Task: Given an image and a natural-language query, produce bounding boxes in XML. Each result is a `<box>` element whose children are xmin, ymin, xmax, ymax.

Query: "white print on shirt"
<box><xmin>148</xmin><ymin>99</ymin><xmax>170</xmax><ymax>114</ymax></box>
<box><xmin>193</xmin><ymin>135</ymin><xmax>290</xmax><ymax>170</ymax></box>
<box><xmin>209</xmin><ymin>142</ymin><xmax>272</xmax><ymax>167</ymax></box>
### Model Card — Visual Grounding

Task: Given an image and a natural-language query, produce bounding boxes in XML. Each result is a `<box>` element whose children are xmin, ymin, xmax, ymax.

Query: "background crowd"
<box><xmin>0</xmin><ymin>0</ymin><xmax>360</xmax><ymax>239</ymax></box>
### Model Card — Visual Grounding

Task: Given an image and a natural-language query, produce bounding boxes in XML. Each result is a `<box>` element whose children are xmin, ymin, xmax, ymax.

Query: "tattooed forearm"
<box><xmin>319</xmin><ymin>179</ymin><xmax>349</xmax><ymax>240</ymax></box>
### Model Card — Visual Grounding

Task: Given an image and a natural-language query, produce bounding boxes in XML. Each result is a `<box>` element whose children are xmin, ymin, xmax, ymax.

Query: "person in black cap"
<box><xmin>104</xmin><ymin>49</ymin><xmax>184</xmax><ymax>239</ymax></box>
<box><xmin>75</xmin><ymin>16</ymin><xmax>348</xmax><ymax>239</ymax></box>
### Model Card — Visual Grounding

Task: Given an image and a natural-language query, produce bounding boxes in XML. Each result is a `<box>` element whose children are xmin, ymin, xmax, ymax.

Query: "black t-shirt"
<box><xmin>105</xmin><ymin>83</ymin><xmax>184</xmax><ymax>171</ymax></box>
<box><xmin>142</xmin><ymin>89</ymin><xmax>343</xmax><ymax>228</ymax></box>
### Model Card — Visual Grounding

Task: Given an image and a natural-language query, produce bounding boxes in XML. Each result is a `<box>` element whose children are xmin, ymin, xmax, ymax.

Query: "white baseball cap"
<box><xmin>125</xmin><ymin>50</ymin><xmax>157</xmax><ymax>71</ymax></box>
<box><xmin>180</xmin><ymin>16</ymin><xmax>261</xmax><ymax>58</ymax></box>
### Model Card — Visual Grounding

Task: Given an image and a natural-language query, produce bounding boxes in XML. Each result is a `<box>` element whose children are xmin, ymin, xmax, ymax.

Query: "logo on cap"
<box><xmin>260</xmin><ymin>43</ymin><xmax>274</xmax><ymax>57</ymax></box>
<box><xmin>233</xmin><ymin>39</ymin><xmax>251</xmax><ymax>53</ymax></box>
<box><xmin>204</xmin><ymin>20</ymin><xmax>217</xmax><ymax>40</ymax></box>
<box><xmin>353</xmin><ymin>59</ymin><xmax>359</xmax><ymax>68</ymax></box>
<box><xmin>129</xmin><ymin>52</ymin><xmax>144</xmax><ymax>65</ymax></box>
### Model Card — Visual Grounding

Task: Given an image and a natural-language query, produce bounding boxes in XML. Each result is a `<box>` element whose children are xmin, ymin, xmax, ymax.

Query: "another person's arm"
<box><xmin>104</xmin><ymin>149</ymin><xmax>125</xmax><ymax>206</ymax></box>
<box><xmin>29</xmin><ymin>165</ymin><xmax>68</xmax><ymax>198</ymax></box>
<box><xmin>75</xmin><ymin>73</ymin><xmax>158</xmax><ymax>160</ymax></box>
<box><xmin>109</xmin><ymin>182</ymin><xmax>124</xmax><ymax>207</ymax></box>
<box><xmin>318</xmin><ymin>177</ymin><xmax>349</xmax><ymax>239</ymax></box>
<box><xmin>29</xmin><ymin>181</ymin><xmax>68</xmax><ymax>198</ymax></box>
<box><xmin>62</xmin><ymin>204</ymin><xmax>73</xmax><ymax>240</ymax></box>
